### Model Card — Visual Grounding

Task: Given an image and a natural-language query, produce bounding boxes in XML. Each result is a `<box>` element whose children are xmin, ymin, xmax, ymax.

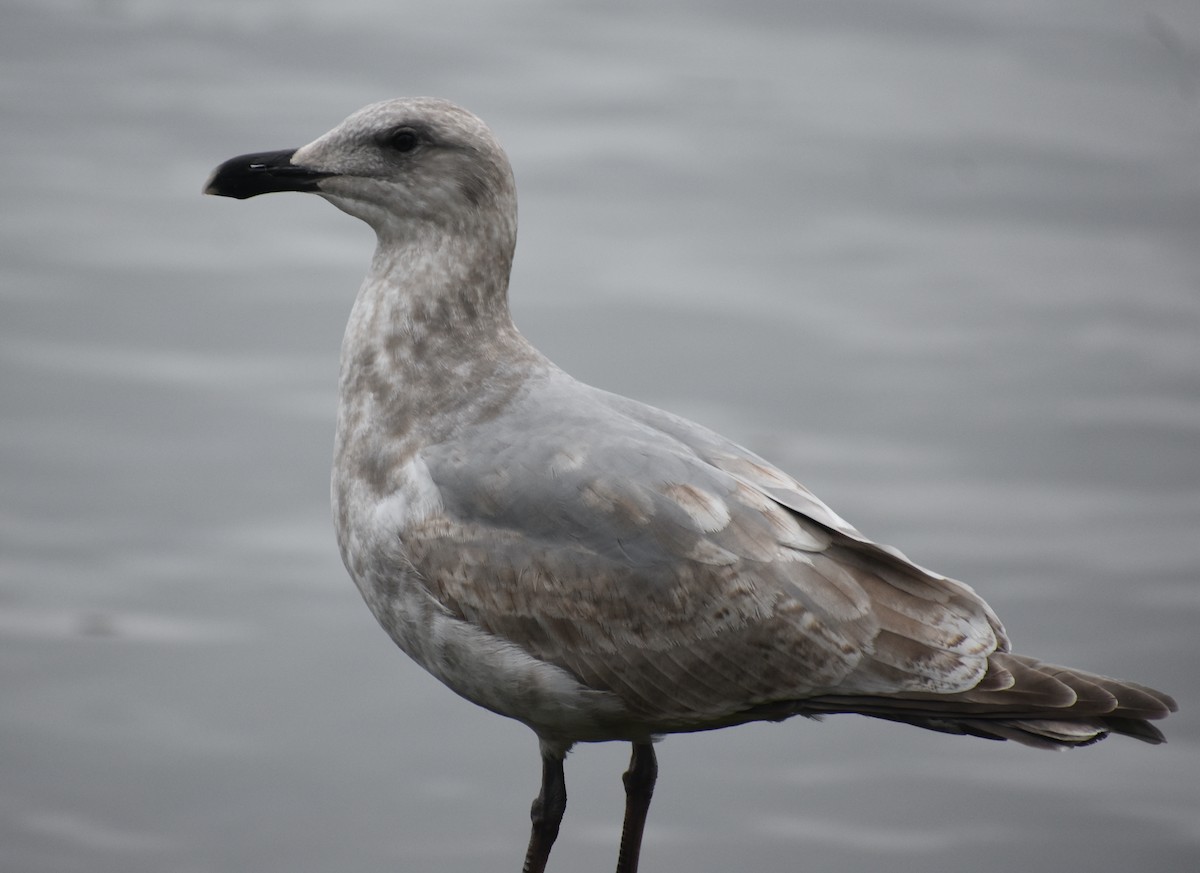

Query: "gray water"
<box><xmin>2</xmin><ymin>1</ymin><xmax>1198</xmax><ymax>871</ymax></box>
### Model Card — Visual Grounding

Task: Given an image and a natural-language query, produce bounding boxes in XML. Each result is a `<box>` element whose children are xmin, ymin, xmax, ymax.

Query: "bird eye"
<box><xmin>384</xmin><ymin>127</ymin><xmax>421</xmax><ymax>153</ymax></box>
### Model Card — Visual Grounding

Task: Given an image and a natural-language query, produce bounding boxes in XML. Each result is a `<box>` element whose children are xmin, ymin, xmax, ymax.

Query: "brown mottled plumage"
<box><xmin>205</xmin><ymin>98</ymin><xmax>1176</xmax><ymax>873</ymax></box>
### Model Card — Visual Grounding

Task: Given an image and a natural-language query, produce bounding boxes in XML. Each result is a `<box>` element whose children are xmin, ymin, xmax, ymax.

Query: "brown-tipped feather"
<box><xmin>791</xmin><ymin>653</ymin><xmax>1177</xmax><ymax>748</ymax></box>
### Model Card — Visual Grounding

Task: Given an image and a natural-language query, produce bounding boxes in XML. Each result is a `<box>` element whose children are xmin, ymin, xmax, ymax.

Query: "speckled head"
<box><xmin>204</xmin><ymin>98</ymin><xmax>517</xmax><ymax>242</ymax></box>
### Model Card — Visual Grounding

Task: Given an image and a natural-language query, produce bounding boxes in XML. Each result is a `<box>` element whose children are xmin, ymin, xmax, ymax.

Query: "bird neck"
<box><xmin>366</xmin><ymin>218</ymin><xmax>516</xmax><ymax>334</ymax></box>
<box><xmin>336</xmin><ymin>219</ymin><xmax>539</xmax><ymax>445</ymax></box>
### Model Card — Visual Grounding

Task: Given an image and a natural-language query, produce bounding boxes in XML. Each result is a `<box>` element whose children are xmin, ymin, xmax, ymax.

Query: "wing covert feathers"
<box><xmin>395</xmin><ymin>383</ymin><xmax>1175</xmax><ymax>747</ymax></box>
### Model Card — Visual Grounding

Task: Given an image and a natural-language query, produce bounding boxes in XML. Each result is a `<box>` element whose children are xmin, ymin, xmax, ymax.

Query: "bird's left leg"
<box><xmin>615</xmin><ymin>742</ymin><xmax>658</xmax><ymax>873</ymax></box>
<box><xmin>522</xmin><ymin>744</ymin><xmax>567</xmax><ymax>873</ymax></box>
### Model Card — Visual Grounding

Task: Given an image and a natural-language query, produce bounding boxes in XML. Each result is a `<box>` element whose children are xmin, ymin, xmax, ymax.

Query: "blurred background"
<box><xmin>2</xmin><ymin>1</ymin><xmax>1198</xmax><ymax>871</ymax></box>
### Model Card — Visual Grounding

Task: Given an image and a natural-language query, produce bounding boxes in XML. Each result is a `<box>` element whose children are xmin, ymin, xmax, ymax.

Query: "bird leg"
<box><xmin>522</xmin><ymin>749</ymin><xmax>567</xmax><ymax>873</ymax></box>
<box><xmin>615</xmin><ymin>742</ymin><xmax>658</xmax><ymax>873</ymax></box>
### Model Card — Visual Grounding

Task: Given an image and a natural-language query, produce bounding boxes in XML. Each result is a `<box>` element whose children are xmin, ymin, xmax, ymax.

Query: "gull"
<box><xmin>204</xmin><ymin>98</ymin><xmax>1177</xmax><ymax>873</ymax></box>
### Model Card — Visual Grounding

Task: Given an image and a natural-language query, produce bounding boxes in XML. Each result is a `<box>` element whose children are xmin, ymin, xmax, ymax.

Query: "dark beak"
<box><xmin>203</xmin><ymin>148</ymin><xmax>335</xmax><ymax>199</ymax></box>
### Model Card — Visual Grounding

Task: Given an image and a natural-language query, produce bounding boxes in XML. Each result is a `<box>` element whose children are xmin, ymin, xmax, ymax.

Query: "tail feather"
<box><xmin>798</xmin><ymin>652</ymin><xmax>1177</xmax><ymax>749</ymax></box>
